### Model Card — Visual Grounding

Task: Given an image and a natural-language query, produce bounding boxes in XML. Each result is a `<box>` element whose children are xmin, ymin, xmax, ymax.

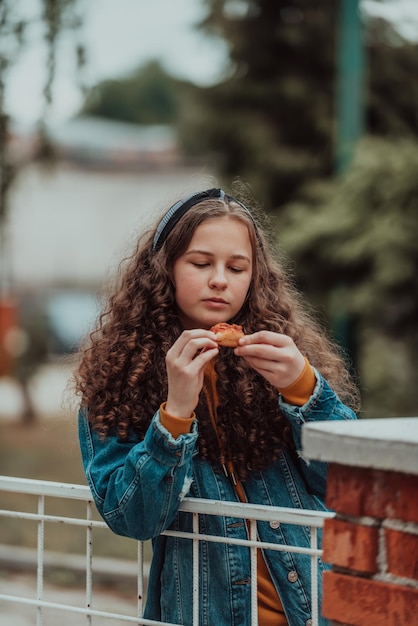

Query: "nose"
<box><xmin>209</xmin><ymin>266</ymin><xmax>228</xmax><ymax>290</ymax></box>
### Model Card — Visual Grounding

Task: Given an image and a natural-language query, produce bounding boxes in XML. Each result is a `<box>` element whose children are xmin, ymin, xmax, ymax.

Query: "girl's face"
<box><xmin>172</xmin><ymin>216</ymin><xmax>253</xmax><ymax>329</ymax></box>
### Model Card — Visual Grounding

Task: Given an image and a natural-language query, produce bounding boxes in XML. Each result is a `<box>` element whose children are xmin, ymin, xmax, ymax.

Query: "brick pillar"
<box><xmin>302</xmin><ymin>417</ymin><xmax>418</xmax><ymax>626</ymax></box>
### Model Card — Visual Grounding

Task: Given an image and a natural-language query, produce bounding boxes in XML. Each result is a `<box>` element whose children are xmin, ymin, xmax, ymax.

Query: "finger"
<box><xmin>239</xmin><ymin>354</ymin><xmax>278</xmax><ymax>375</ymax></box>
<box><xmin>235</xmin><ymin>342</ymin><xmax>286</xmax><ymax>362</ymax></box>
<box><xmin>181</xmin><ymin>337</ymin><xmax>219</xmax><ymax>362</ymax></box>
<box><xmin>238</xmin><ymin>330</ymin><xmax>289</xmax><ymax>347</ymax></box>
<box><xmin>168</xmin><ymin>330</ymin><xmax>217</xmax><ymax>359</ymax></box>
<box><xmin>193</xmin><ymin>346</ymin><xmax>219</xmax><ymax>370</ymax></box>
<box><xmin>169</xmin><ymin>343</ymin><xmax>219</xmax><ymax>379</ymax></box>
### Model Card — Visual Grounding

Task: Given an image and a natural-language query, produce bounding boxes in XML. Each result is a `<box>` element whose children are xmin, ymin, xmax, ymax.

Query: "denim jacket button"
<box><xmin>287</xmin><ymin>570</ymin><xmax>298</xmax><ymax>583</ymax></box>
<box><xmin>306</xmin><ymin>620</ymin><xmax>312</xmax><ymax>626</ymax></box>
<box><xmin>269</xmin><ymin>520</ymin><xmax>280</xmax><ymax>529</ymax></box>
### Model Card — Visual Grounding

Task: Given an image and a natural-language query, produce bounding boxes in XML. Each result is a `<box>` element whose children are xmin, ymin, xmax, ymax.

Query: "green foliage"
<box><xmin>278</xmin><ymin>137</ymin><xmax>418</xmax><ymax>416</ymax></box>
<box><xmin>183</xmin><ymin>1</ymin><xmax>418</xmax><ymax>210</ymax></box>
<box><xmin>187</xmin><ymin>0</ymin><xmax>338</xmax><ymax>207</ymax></box>
<box><xmin>280</xmin><ymin>137</ymin><xmax>418</xmax><ymax>323</ymax></box>
<box><xmin>367</xmin><ymin>34</ymin><xmax>418</xmax><ymax>137</ymax></box>
<box><xmin>81</xmin><ymin>60</ymin><xmax>183</xmax><ymax>125</ymax></box>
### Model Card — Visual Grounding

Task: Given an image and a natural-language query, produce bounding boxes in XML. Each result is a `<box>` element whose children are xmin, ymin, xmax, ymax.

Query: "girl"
<box><xmin>76</xmin><ymin>187</ymin><xmax>359</xmax><ymax>626</ymax></box>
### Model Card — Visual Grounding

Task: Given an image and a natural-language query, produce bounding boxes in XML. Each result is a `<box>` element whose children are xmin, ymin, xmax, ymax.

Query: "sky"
<box><xmin>6</xmin><ymin>0</ymin><xmax>228</xmax><ymax>125</ymax></box>
<box><xmin>5</xmin><ymin>0</ymin><xmax>418</xmax><ymax>126</ymax></box>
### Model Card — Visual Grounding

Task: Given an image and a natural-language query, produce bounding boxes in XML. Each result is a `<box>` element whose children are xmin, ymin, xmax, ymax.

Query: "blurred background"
<box><xmin>1</xmin><ymin>0</ymin><xmax>418</xmax><ymax>447</ymax></box>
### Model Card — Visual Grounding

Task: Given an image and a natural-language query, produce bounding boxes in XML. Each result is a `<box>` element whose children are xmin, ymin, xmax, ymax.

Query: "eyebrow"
<box><xmin>185</xmin><ymin>249</ymin><xmax>251</xmax><ymax>263</ymax></box>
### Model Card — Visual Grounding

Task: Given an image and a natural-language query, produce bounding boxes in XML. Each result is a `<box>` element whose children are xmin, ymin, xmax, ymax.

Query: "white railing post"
<box><xmin>311</xmin><ymin>525</ymin><xmax>319</xmax><ymax>626</ymax></box>
<box><xmin>36</xmin><ymin>494</ymin><xmax>45</xmax><ymax>626</ymax></box>
<box><xmin>192</xmin><ymin>511</ymin><xmax>199</xmax><ymax>626</ymax></box>
<box><xmin>137</xmin><ymin>540</ymin><xmax>144</xmax><ymax>620</ymax></box>
<box><xmin>249</xmin><ymin>518</ymin><xmax>258</xmax><ymax>626</ymax></box>
<box><xmin>85</xmin><ymin>499</ymin><xmax>93</xmax><ymax>625</ymax></box>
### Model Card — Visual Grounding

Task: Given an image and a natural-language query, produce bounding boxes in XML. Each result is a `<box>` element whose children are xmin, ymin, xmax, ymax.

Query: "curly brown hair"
<box><xmin>75</xmin><ymin>189</ymin><xmax>360</xmax><ymax>481</ymax></box>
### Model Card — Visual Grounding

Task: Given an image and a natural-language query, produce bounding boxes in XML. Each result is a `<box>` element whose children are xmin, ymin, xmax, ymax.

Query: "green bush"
<box><xmin>279</xmin><ymin>136</ymin><xmax>418</xmax><ymax>417</ymax></box>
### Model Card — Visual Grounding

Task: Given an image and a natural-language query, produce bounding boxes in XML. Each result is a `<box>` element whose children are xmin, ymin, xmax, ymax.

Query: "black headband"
<box><xmin>152</xmin><ymin>188</ymin><xmax>253</xmax><ymax>252</ymax></box>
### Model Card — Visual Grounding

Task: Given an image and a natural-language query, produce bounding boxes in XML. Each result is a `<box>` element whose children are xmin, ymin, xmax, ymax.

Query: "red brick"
<box><xmin>322</xmin><ymin>518</ymin><xmax>378</xmax><ymax>574</ymax></box>
<box><xmin>322</xmin><ymin>571</ymin><xmax>418</xmax><ymax>626</ymax></box>
<box><xmin>326</xmin><ymin>464</ymin><xmax>418</xmax><ymax>522</ymax></box>
<box><xmin>385</xmin><ymin>527</ymin><xmax>418</xmax><ymax>580</ymax></box>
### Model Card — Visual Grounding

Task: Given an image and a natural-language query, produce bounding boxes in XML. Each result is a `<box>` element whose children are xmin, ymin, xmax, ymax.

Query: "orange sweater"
<box><xmin>160</xmin><ymin>358</ymin><xmax>315</xmax><ymax>626</ymax></box>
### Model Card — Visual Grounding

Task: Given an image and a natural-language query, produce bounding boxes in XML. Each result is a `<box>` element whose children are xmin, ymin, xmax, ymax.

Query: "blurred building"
<box><xmin>4</xmin><ymin>117</ymin><xmax>215</xmax><ymax>361</ymax></box>
<box><xmin>49</xmin><ymin>116</ymin><xmax>182</xmax><ymax>170</ymax></box>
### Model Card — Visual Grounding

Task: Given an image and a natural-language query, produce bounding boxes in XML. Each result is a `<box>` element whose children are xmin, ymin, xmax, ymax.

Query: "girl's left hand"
<box><xmin>234</xmin><ymin>331</ymin><xmax>305</xmax><ymax>389</ymax></box>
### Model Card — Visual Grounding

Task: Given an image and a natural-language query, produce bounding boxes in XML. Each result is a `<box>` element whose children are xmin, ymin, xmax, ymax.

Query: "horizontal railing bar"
<box><xmin>163</xmin><ymin>529</ymin><xmax>322</xmax><ymax>556</ymax></box>
<box><xmin>0</xmin><ymin>475</ymin><xmax>91</xmax><ymax>500</ymax></box>
<box><xmin>0</xmin><ymin>543</ymin><xmax>147</xmax><ymax>577</ymax></box>
<box><xmin>0</xmin><ymin>507</ymin><xmax>322</xmax><ymax>555</ymax></box>
<box><xmin>0</xmin><ymin>476</ymin><xmax>332</xmax><ymax>528</ymax></box>
<box><xmin>0</xmin><ymin>593</ymin><xmax>176</xmax><ymax>625</ymax></box>
<box><xmin>181</xmin><ymin>497</ymin><xmax>333</xmax><ymax>527</ymax></box>
<box><xmin>0</xmin><ymin>509</ymin><xmax>107</xmax><ymax>528</ymax></box>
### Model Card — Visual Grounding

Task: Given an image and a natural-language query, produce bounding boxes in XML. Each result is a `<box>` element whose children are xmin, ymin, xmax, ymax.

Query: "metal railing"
<box><xmin>0</xmin><ymin>475</ymin><xmax>333</xmax><ymax>625</ymax></box>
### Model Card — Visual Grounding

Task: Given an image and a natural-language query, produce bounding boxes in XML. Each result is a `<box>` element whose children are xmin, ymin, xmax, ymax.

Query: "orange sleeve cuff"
<box><xmin>159</xmin><ymin>402</ymin><xmax>195</xmax><ymax>439</ymax></box>
<box><xmin>278</xmin><ymin>357</ymin><xmax>316</xmax><ymax>406</ymax></box>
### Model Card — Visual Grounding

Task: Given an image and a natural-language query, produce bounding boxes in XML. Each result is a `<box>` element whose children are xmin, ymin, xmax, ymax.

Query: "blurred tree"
<box><xmin>0</xmin><ymin>0</ymin><xmax>84</xmax><ymax>423</ymax></box>
<box><xmin>81</xmin><ymin>60</ymin><xmax>184</xmax><ymax>125</ymax></box>
<box><xmin>366</xmin><ymin>18</ymin><xmax>418</xmax><ymax>137</ymax></box>
<box><xmin>187</xmin><ymin>0</ymin><xmax>338</xmax><ymax>208</ymax></box>
<box><xmin>181</xmin><ymin>0</ymin><xmax>418</xmax><ymax>209</ymax></box>
<box><xmin>279</xmin><ymin>137</ymin><xmax>418</xmax><ymax>417</ymax></box>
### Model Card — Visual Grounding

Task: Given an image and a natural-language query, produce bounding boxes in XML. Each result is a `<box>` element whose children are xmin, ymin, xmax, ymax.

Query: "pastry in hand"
<box><xmin>210</xmin><ymin>323</ymin><xmax>245</xmax><ymax>348</ymax></box>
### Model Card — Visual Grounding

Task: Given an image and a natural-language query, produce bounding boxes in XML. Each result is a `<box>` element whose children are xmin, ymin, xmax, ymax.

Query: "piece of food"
<box><xmin>210</xmin><ymin>322</ymin><xmax>245</xmax><ymax>347</ymax></box>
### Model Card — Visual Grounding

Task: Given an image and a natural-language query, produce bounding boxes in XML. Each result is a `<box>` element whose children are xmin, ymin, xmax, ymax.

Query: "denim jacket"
<box><xmin>78</xmin><ymin>371</ymin><xmax>356</xmax><ymax>626</ymax></box>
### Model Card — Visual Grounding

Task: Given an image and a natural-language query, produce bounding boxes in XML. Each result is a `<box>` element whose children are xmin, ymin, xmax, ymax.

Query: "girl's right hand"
<box><xmin>165</xmin><ymin>329</ymin><xmax>219</xmax><ymax>418</ymax></box>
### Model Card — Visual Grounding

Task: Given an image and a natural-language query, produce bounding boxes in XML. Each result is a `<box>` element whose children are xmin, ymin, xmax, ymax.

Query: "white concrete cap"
<box><xmin>302</xmin><ymin>417</ymin><xmax>418</xmax><ymax>475</ymax></box>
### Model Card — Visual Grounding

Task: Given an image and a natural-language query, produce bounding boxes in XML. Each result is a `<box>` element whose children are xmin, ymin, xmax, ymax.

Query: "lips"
<box><xmin>205</xmin><ymin>298</ymin><xmax>228</xmax><ymax>304</ymax></box>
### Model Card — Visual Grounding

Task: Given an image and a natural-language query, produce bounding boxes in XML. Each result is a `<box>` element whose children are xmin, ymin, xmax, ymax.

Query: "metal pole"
<box><xmin>333</xmin><ymin>0</ymin><xmax>365</xmax><ymax>362</ymax></box>
<box><xmin>335</xmin><ymin>0</ymin><xmax>365</xmax><ymax>173</ymax></box>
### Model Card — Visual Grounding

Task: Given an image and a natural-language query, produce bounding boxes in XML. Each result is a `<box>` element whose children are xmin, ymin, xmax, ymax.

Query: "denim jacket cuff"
<box><xmin>279</xmin><ymin>368</ymin><xmax>322</xmax><ymax>416</ymax></box>
<box><xmin>143</xmin><ymin>412</ymin><xmax>199</xmax><ymax>467</ymax></box>
<box><xmin>279</xmin><ymin>369</ymin><xmax>356</xmax><ymax>428</ymax></box>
